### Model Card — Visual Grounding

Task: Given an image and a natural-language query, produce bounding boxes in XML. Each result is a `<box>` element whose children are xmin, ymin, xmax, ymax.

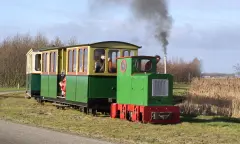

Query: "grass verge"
<box><xmin>1</xmin><ymin>92</ymin><xmax>240</xmax><ymax>144</ymax></box>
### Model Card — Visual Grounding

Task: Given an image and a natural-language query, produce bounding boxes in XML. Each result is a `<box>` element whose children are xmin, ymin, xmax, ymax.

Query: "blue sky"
<box><xmin>0</xmin><ymin>0</ymin><xmax>239</xmax><ymax>73</ymax></box>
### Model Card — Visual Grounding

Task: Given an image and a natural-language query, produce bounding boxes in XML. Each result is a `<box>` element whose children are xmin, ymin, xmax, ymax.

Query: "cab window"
<box><xmin>135</xmin><ymin>59</ymin><xmax>152</xmax><ymax>72</ymax></box>
<box><xmin>94</xmin><ymin>49</ymin><xmax>105</xmax><ymax>73</ymax></box>
<box><xmin>108</xmin><ymin>50</ymin><xmax>120</xmax><ymax>73</ymax></box>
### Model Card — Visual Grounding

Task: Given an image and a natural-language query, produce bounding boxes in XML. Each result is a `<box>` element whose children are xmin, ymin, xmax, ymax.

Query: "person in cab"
<box><xmin>145</xmin><ymin>55</ymin><xmax>161</xmax><ymax>71</ymax></box>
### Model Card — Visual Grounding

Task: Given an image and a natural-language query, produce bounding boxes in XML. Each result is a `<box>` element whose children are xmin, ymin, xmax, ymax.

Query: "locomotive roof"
<box><xmin>38</xmin><ymin>41</ymin><xmax>142</xmax><ymax>51</ymax></box>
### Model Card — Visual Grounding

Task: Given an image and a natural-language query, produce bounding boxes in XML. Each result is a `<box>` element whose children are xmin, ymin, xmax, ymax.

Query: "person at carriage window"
<box><xmin>95</xmin><ymin>54</ymin><xmax>105</xmax><ymax>73</ymax></box>
<box><xmin>108</xmin><ymin>57</ymin><xmax>116</xmax><ymax>73</ymax></box>
<box><xmin>145</xmin><ymin>55</ymin><xmax>161</xmax><ymax>71</ymax></box>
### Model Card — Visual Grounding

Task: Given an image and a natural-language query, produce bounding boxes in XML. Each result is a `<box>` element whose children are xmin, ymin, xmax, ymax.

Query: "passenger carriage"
<box><xmin>26</xmin><ymin>41</ymin><xmax>140</xmax><ymax>114</ymax></box>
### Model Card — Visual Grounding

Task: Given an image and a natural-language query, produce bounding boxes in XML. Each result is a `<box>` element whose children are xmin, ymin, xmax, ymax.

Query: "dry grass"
<box><xmin>0</xmin><ymin>87</ymin><xmax>25</xmax><ymax>92</ymax></box>
<box><xmin>178</xmin><ymin>78</ymin><xmax>240</xmax><ymax>118</ymax></box>
<box><xmin>1</xmin><ymin>92</ymin><xmax>240</xmax><ymax>144</ymax></box>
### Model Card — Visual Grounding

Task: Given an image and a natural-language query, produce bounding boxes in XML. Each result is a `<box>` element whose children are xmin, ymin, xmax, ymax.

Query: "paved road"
<box><xmin>0</xmin><ymin>120</ymin><xmax>113</xmax><ymax>144</ymax></box>
<box><xmin>0</xmin><ymin>91</ymin><xmax>114</xmax><ymax>144</ymax></box>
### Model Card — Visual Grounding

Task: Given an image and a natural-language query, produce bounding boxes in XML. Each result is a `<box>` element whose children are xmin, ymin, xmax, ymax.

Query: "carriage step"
<box><xmin>57</xmin><ymin>96</ymin><xmax>65</xmax><ymax>99</ymax></box>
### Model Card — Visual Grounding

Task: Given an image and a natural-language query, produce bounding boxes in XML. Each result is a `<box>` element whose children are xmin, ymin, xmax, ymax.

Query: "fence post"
<box><xmin>17</xmin><ymin>83</ymin><xmax>19</xmax><ymax>90</ymax></box>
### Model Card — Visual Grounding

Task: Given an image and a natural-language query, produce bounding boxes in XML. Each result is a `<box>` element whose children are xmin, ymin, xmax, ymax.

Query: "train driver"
<box><xmin>145</xmin><ymin>55</ymin><xmax>161</xmax><ymax>71</ymax></box>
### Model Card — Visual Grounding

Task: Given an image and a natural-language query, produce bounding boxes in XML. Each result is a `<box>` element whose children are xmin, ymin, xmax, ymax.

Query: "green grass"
<box><xmin>1</xmin><ymin>92</ymin><xmax>240</xmax><ymax>144</ymax></box>
<box><xmin>173</xmin><ymin>83</ymin><xmax>189</xmax><ymax>104</ymax></box>
<box><xmin>0</xmin><ymin>87</ymin><xmax>25</xmax><ymax>92</ymax></box>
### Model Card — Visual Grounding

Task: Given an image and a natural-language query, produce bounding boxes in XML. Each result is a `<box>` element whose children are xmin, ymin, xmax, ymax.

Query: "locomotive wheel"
<box><xmin>83</xmin><ymin>107</ymin><xmax>89</xmax><ymax>114</ymax></box>
<box><xmin>79</xmin><ymin>107</ymin><xmax>84</xmax><ymax>112</ymax></box>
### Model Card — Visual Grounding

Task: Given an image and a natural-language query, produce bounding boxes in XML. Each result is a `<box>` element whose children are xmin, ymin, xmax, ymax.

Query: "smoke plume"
<box><xmin>89</xmin><ymin>0</ymin><xmax>172</xmax><ymax>55</ymax></box>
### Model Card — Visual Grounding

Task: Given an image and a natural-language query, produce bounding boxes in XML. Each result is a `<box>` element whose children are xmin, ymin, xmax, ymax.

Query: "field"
<box><xmin>1</xmin><ymin>85</ymin><xmax>240</xmax><ymax>144</ymax></box>
<box><xmin>178</xmin><ymin>78</ymin><xmax>240</xmax><ymax>118</ymax></box>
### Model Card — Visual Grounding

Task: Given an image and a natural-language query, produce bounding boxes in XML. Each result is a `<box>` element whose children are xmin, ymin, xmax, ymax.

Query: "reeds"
<box><xmin>178</xmin><ymin>77</ymin><xmax>240</xmax><ymax>118</ymax></box>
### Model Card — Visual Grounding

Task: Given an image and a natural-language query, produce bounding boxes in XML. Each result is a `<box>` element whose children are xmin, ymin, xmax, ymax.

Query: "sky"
<box><xmin>0</xmin><ymin>0</ymin><xmax>239</xmax><ymax>73</ymax></box>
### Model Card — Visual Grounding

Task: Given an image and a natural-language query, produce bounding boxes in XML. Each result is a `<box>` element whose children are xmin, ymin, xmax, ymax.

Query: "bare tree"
<box><xmin>233</xmin><ymin>63</ymin><xmax>240</xmax><ymax>75</ymax></box>
<box><xmin>0</xmin><ymin>32</ymin><xmax>203</xmax><ymax>87</ymax></box>
<box><xmin>67</xmin><ymin>36</ymin><xmax>78</xmax><ymax>45</ymax></box>
<box><xmin>50</xmin><ymin>36</ymin><xmax>64</xmax><ymax>47</ymax></box>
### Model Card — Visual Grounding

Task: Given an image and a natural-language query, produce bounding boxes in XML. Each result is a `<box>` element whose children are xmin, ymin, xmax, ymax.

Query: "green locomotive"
<box><xmin>25</xmin><ymin>41</ymin><xmax>180</xmax><ymax>124</ymax></box>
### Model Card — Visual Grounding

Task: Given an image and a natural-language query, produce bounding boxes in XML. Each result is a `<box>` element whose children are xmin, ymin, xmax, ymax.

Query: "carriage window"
<box><xmin>42</xmin><ymin>53</ymin><xmax>45</xmax><ymax>72</ymax></box>
<box><xmin>78</xmin><ymin>49</ymin><xmax>83</xmax><ymax>72</ymax></box>
<box><xmin>108</xmin><ymin>50</ymin><xmax>120</xmax><ymax>73</ymax></box>
<box><xmin>68</xmin><ymin>49</ymin><xmax>77</xmax><ymax>72</ymax></box>
<box><xmin>123</xmin><ymin>50</ymin><xmax>135</xmax><ymax>57</ymax></box>
<box><xmin>78</xmin><ymin>48</ymin><xmax>88</xmax><ymax>73</ymax></box>
<box><xmin>84</xmin><ymin>49</ymin><xmax>88</xmax><ymax>72</ymax></box>
<box><xmin>130</xmin><ymin>51</ymin><xmax>135</xmax><ymax>56</ymax></box>
<box><xmin>68</xmin><ymin>50</ymin><xmax>73</xmax><ymax>72</ymax></box>
<box><xmin>123</xmin><ymin>50</ymin><xmax>129</xmax><ymax>57</ymax></box>
<box><xmin>135</xmin><ymin>59</ymin><xmax>152</xmax><ymax>72</ymax></box>
<box><xmin>73</xmin><ymin>49</ymin><xmax>76</xmax><ymax>72</ymax></box>
<box><xmin>35</xmin><ymin>54</ymin><xmax>41</xmax><ymax>71</ymax></box>
<box><xmin>94</xmin><ymin>49</ymin><xmax>105</xmax><ymax>73</ymax></box>
<box><xmin>49</xmin><ymin>52</ymin><xmax>56</xmax><ymax>72</ymax></box>
<box><xmin>50</xmin><ymin>53</ymin><xmax>53</xmax><ymax>72</ymax></box>
<box><xmin>42</xmin><ymin>53</ymin><xmax>48</xmax><ymax>72</ymax></box>
<box><xmin>53</xmin><ymin>52</ymin><xmax>56</xmax><ymax>72</ymax></box>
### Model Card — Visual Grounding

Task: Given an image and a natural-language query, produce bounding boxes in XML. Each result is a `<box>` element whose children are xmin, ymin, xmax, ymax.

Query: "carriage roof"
<box><xmin>38</xmin><ymin>41</ymin><xmax>142</xmax><ymax>52</ymax></box>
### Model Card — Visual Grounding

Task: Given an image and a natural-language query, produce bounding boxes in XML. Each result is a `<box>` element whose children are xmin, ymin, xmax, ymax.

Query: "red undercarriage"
<box><xmin>111</xmin><ymin>103</ymin><xmax>180</xmax><ymax>124</ymax></box>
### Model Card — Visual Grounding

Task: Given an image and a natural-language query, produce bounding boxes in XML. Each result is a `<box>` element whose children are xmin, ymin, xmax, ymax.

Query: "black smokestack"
<box><xmin>89</xmin><ymin>0</ymin><xmax>172</xmax><ymax>56</ymax></box>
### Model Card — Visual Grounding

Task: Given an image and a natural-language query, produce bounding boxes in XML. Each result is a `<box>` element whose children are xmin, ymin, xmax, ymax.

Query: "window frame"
<box><xmin>41</xmin><ymin>52</ymin><xmax>49</xmax><ymax>75</ymax></box>
<box><xmin>89</xmin><ymin>48</ymin><xmax>138</xmax><ymax>75</ymax></box>
<box><xmin>135</xmin><ymin>58</ymin><xmax>153</xmax><ymax>72</ymax></box>
<box><xmin>93</xmin><ymin>48</ymin><xmax>106</xmax><ymax>73</ymax></box>
<box><xmin>67</xmin><ymin>48</ymin><xmax>76</xmax><ymax>75</ymax></box>
<box><xmin>41</xmin><ymin>50</ymin><xmax>58</xmax><ymax>75</ymax></box>
<box><xmin>67</xmin><ymin>47</ymin><xmax>88</xmax><ymax>75</ymax></box>
<box><xmin>34</xmin><ymin>53</ymin><xmax>41</xmax><ymax>72</ymax></box>
<box><xmin>77</xmin><ymin>47</ymin><xmax>88</xmax><ymax>75</ymax></box>
<box><xmin>49</xmin><ymin>50</ymin><xmax>58</xmax><ymax>75</ymax></box>
<box><xmin>108</xmin><ymin>49</ymin><xmax>120</xmax><ymax>73</ymax></box>
<box><xmin>122</xmin><ymin>50</ymin><xmax>136</xmax><ymax>57</ymax></box>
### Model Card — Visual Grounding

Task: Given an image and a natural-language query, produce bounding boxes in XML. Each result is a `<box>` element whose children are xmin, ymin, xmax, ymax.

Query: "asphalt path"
<box><xmin>0</xmin><ymin>91</ymin><xmax>114</xmax><ymax>144</ymax></box>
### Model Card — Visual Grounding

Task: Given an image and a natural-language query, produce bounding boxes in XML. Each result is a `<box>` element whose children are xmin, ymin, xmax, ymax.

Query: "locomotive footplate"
<box><xmin>151</xmin><ymin>112</ymin><xmax>173</xmax><ymax>120</ymax></box>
